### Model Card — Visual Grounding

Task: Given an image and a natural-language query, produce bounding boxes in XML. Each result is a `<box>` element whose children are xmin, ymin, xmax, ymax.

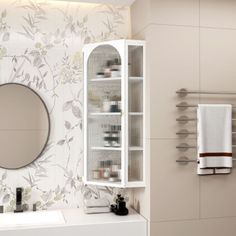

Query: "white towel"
<box><xmin>84</xmin><ymin>206</ymin><xmax>110</xmax><ymax>214</ymax></box>
<box><xmin>197</xmin><ymin>104</ymin><xmax>232</xmax><ymax>175</ymax></box>
<box><xmin>84</xmin><ymin>198</ymin><xmax>110</xmax><ymax>208</ymax></box>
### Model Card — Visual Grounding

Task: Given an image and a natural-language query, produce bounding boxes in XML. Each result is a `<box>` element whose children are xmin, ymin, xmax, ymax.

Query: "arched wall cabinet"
<box><xmin>83</xmin><ymin>40</ymin><xmax>145</xmax><ymax>188</ymax></box>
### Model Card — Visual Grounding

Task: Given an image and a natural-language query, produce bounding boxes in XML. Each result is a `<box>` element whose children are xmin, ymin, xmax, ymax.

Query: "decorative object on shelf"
<box><xmin>96</xmin><ymin>72</ymin><xmax>105</xmax><ymax>79</ymax></box>
<box><xmin>0</xmin><ymin>206</ymin><xmax>3</xmax><ymax>214</ymax></box>
<box><xmin>33</xmin><ymin>203</ymin><xmax>37</xmax><ymax>212</ymax></box>
<box><xmin>110</xmin><ymin>101</ymin><xmax>119</xmax><ymax>112</ymax></box>
<box><xmin>103</xmin><ymin>131</ymin><xmax>111</xmax><ymax>147</ymax></box>
<box><xmin>84</xmin><ymin>39</ymin><xmax>145</xmax><ymax>188</ymax></box>
<box><xmin>111</xmin><ymin>194</ymin><xmax>129</xmax><ymax>216</ymax></box>
<box><xmin>102</xmin><ymin>92</ymin><xmax>111</xmax><ymax>112</ymax></box>
<box><xmin>92</xmin><ymin>160</ymin><xmax>121</xmax><ymax>182</ymax></box>
<box><xmin>111</xmin><ymin>69</ymin><xmax>120</xmax><ymax>77</ymax></box>
<box><xmin>112</xmin><ymin>58</ymin><xmax>121</xmax><ymax>71</ymax></box>
<box><xmin>102</xmin><ymin>125</ymin><xmax>121</xmax><ymax>148</ymax></box>
<box><xmin>92</xmin><ymin>170</ymin><xmax>100</xmax><ymax>179</ymax></box>
<box><xmin>104</xmin><ymin>60</ymin><xmax>112</xmax><ymax>78</ymax></box>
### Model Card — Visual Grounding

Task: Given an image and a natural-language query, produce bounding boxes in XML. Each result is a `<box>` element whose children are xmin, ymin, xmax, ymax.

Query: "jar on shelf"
<box><xmin>104</xmin><ymin>60</ymin><xmax>113</xmax><ymax>78</ymax></box>
<box><xmin>111</xmin><ymin>125</ymin><xmax>120</xmax><ymax>147</ymax></box>
<box><xmin>110</xmin><ymin>101</ymin><xmax>119</xmax><ymax>112</ymax></box>
<box><xmin>92</xmin><ymin>170</ymin><xmax>100</xmax><ymax>179</ymax></box>
<box><xmin>96</xmin><ymin>72</ymin><xmax>105</xmax><ymax>79</ymax></box>
<box><xmin>103</xmin><ymin>131</ymin><xmax>111</xmax><ymax>147</ymax></box>
<box><xmin>103</xmin><ymin>92</ymin><xmax>111</xmax><ymax>112</ymax></box>
<box><xmin>103</xmin><ymin>160</ymin><xmax>112</xmax><ymax>179</ymax></box>
<box><xmin>118</xmin><ymin>101</ymin><xmax>122</xmax><ymax>112</ymax></box>
<box><xmin>98</xmin><ymin>160</ymin><xmax>105</xmax><ymax>179</ymax></box>
<box><xmin>111</xmin><ymin>69</ymin><xmax>120</xmax><ymax>77</ymax></box>
<box><xmin>112</xmin><ymin>58</ymin><xmax>121</xmax><ymax>72</ymax></box>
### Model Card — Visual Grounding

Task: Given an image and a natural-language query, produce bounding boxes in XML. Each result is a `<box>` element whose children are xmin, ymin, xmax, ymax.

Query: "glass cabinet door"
<box><xmin>86</xmin><ymin>45</ymin><xmax>123</xmax><ymax>185</ymax></box>
<box><xmin>127</xmin><ymin>45</ymin><xmax>144</xmax><ymax>183</ymax></box>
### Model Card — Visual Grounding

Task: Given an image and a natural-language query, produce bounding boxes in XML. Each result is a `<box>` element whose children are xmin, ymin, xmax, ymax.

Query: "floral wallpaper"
<box><xmin>0</xmin><ymin>0</ymin><xmax>130</xmax><ymax>211</ymax></box>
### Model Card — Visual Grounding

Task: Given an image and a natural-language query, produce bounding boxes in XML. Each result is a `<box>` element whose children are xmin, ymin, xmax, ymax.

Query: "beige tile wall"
<box><xmin>131</xmin><ymin>0</ymin><xmax>236</xmax><ymax>235</ymax></box>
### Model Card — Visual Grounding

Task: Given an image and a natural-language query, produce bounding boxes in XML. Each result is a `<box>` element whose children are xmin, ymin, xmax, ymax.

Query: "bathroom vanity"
<box><xmin>0</xmin><ymin>208</ymin><xmax>147</xmax><ymax>236</ymax></box>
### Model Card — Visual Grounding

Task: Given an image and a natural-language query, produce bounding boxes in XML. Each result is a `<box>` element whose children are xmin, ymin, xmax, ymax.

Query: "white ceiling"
<box><xmin>53</xmin><ymin>0</ymin><xmax>135</xmax><ymax>6</ymax></box>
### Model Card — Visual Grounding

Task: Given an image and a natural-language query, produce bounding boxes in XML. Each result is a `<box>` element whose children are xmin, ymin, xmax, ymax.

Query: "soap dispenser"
<box><xmin>111</xmin><ymin>194</ymin><xmax>129</xmax><ymax>216</ymax></box>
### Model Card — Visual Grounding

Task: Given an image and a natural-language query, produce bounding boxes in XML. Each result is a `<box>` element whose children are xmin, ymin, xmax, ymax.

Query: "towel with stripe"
<box><xmin>197</xmin><ymin>104</ymin><xmax>232</xmax><ymax>175</ymax></box>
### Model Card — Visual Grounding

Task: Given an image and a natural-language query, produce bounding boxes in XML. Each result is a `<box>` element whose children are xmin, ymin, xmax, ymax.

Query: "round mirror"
<box><xmin>0</xmin><ymin>83</ymin><xmax>50</xmax><ymax>169</ymax></box>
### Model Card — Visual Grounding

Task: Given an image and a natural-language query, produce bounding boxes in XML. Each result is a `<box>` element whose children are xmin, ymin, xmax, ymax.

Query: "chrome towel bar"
<box><xmin>176</xmin><ymin>159</ymin><xmax>236</xmax><ymax>163</ymax></box>
<box><xmin>176</xmin><ymin>102</ymin><xmax>236</xmax><ymax>109</ymax></box>
<box><xmin>176</xmin><ymin>143</ymin><xmax>236</xmax><ymax>149</ymax></box>
<box><xmin>176</xmin><ymin>130</ymin><xmax>236</xmax><ymax>135</ymax></box>
<box><xmin>176</xmin><ymin>88</ymin><xmax>236</xmax><ymax>96</ymax></box>
<box><xmin>176</xmin><ymin>116</ymin><xmax>197</xmax><ymax>122</ymax></box>
<box><xmin>176</xmin><ymin>116</ymin><xmax>236</xmax><ymax>122</ymax></box>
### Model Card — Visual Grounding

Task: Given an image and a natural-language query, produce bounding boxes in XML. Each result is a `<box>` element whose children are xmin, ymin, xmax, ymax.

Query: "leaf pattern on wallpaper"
<box><xmin>0</xmin><ymin>0</ymin><xmax>129</xmax><ymax>211</ymax></box>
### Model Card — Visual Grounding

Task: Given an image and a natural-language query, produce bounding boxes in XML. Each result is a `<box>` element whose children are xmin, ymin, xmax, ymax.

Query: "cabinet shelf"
<box><xmin>90</xmin><ymin>77</ymin><xmax>121</xmax><ymax>82</ymax></box>
<box><xmin>89</xmin><ymin>112</ymin><xmax>122</xmax><ymax>116</ymax></box>
<box><xmin>86</xmin><ymin>180</ymin><xmax>122</xmax><ymax>188</ymax></box>
<box><xmin>91</xmin><ymin>147</ymin><xmax>121</xmax><ymax>151</ymax></box>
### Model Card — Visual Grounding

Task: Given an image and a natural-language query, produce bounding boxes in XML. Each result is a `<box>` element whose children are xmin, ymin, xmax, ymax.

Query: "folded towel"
<box><xmin>84</xmin><ymin>206</ymin><xmax>110</xmax><ymax>214</ymax></box>
<box><xmin>197</xmin><ymin>104</ymin><xmax>232</xmax><ymax>175</ymax></box>
<box><xmin>84</xmin><ymin>198</ymin><xmax>110</xmax><ymax>208</ymax></box>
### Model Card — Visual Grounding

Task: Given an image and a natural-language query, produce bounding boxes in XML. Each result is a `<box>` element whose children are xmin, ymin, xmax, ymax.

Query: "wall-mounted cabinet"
<box><xmin>83</xmin><ymin>40</ymin><xmax>145</xmax><ymax>188</ymax></box>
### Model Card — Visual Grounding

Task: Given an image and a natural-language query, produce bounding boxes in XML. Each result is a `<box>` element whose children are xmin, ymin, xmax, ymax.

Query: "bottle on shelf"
<box><xmin>112</xmin><ymin>58</ymin><xmax>121</xmax><ymax>71</ymax></box>
<box><xmin>111</xmin><ymin>125</ymin><xmax>120</xmax><ymax>147</ymax></box>
<box><xmin>111</xmin><ymin>58</ymin><xmax>121</xmax><ymax>77</ymax></box>
<box><xmin>92</xmin><ymin>159</ymin><xmax>121</xmax><ymax>182</ymax></box>
<box><xmin>102</xmin><ymin>125</ymin><xmax>121</xmax><ymax>148</ymax></box>
<box><xmin>96</xmin><ymin>72</ymin><xmax>105</xmax><ymax>79</ymax></box>
<box><xmin>110</xmin><ymin>95</ymin><xmax>121</xmax><ymax>113</ymax></box>
<box><xmin>98</xmin><ymin>160</ymin><xmax>105</xmax><ymax>179</ymax></box>
<box><xmin>102</xmin><ymin>92</ymin><xmax>111</xmax><ymax>112</ymax></box>
<box><xmin>103</xmin><ymin>131</ymin><xmax>111</xmax><ymax>147</ymax></box>
<box><xmin>104</xmin><ymin>60</ymin><xmax>113</xmax><ymax>78</ymax></box>
<box><xmin>110</xmin><ymin>101</ymin><xmax>119</xmax><ymax>112</ymax></box>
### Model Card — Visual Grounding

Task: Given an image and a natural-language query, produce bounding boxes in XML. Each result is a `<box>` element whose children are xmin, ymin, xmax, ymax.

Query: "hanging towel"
<box><xmin>197</xmin><ymin>104</ymin><xmax>232</xmax><ymax>175</ymax></box>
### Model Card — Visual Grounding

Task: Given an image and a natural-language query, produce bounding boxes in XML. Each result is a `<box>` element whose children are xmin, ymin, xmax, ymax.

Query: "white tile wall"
<box><xmin>131</xmin><ymin>0</ymin><xmax>236</xmax><ymax>235</ymax></box>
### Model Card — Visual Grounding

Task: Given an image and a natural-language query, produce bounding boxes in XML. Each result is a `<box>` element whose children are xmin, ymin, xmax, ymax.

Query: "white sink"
<box><xmin>0</xmin><ymin>210</ymin><xmax>65</xmax><ymax>228</ymax></box>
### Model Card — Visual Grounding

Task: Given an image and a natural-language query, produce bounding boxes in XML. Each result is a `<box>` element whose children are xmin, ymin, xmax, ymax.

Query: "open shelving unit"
<box><xmin>83</xmin><ymin>40</ymin><xmax>145</xmax><ymax>188</ymax></box>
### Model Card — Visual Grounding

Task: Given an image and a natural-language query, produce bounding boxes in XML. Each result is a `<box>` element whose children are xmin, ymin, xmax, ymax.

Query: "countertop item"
<box><xmin>84</xmin><ymin>197</ymin><xmax>110</xmax><ymax>208</ymax></box>
<box><xmin>0</xmin><ymin>208</ymin><xmax>147</xmax><ymax>236</ymax></box>
<box><xmin>84</xmin><ymin>206</ymin><xmax>110</xmax><ymax>214</ymax></box>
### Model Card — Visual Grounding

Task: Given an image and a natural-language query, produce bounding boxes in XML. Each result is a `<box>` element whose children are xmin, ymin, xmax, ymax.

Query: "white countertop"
<box><xmin>0</xmin><ymin>208</ymin><xmax>146</xmax><ymax>232</ymax></box>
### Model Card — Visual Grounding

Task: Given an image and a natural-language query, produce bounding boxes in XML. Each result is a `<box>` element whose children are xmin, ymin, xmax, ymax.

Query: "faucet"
<box><xmin>14</xmin><ymin>187</ymin><xmax>23</xmax><ymax>213</ymax></box>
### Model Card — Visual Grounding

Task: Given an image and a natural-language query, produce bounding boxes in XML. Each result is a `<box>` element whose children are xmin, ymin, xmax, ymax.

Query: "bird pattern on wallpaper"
<box><xmin>0</xmin><ymin>0</ymin><xmax>130</xmax><ymax>212</ymax></box>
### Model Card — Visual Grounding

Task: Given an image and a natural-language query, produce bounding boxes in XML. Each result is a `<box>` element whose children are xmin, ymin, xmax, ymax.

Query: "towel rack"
<box><xmin>176</xmin><ymin>102</ymin><xmax>236</xmax><ymax>109</ymax></box>
<box><xmin>176</xmin><ymin>158</ymin><xmax>236</xmax><ymax>164</ymax></box>
<box><xmin>176</xmin><ymin>88</ymin><xmax>236</xmax><ymax>96</ymax></box>
<box><xmin>176</xmin><ymin>116</ymin><xmax>236</xmax><ymax>122</ymax></box>
<box><xmin>176</xmin><ymin>143</ymin><xmax>236</xmax><ymax>149</ymax></box>
<box><xmin>176</xmin><ymin>130</ymin><xmax>236</xmax><ymax>135</ymax></box>
<box><xmin>176</xmin><ymin>88</ymin><xmax>236</xmax><ymax>164</ymax></box>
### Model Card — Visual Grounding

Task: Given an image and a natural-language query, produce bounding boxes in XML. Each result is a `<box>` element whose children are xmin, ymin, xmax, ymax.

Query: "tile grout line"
<box><xmin>150</xmin><ymin>214</ymin><xmax>236</xmax><ymax>224</ymax></box>
<box><xmin>198</xmin><ymin>0</ymin><xmax>201</xmax><ymax>221</ymax></box>
<box><xmin>133</xmin><ymin>23</ymin><xmax>236</xmax><ymax>38</ymax></box>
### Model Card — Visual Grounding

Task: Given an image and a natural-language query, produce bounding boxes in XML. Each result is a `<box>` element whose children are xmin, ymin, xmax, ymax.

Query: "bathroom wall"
<box><xmin>131</xmin><ymin>0</ymin><xmax>236</xmax><ymax>235</ymax></box>
<box><xmin>0</xmin><ymin>0</ymin><xmax>130</xmax><ymax>211</ymax></box>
